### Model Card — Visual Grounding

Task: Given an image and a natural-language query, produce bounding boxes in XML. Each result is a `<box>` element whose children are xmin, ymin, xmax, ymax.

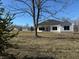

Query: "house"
<box><xmin>13</xmin><ymin>25</ymin><xmax>32</xmax><ymax>31</ymax></box>
<box><xmin>37</xmin><ymin>19</ymin><xmax>74</xmax><ymax>32</ymax></box>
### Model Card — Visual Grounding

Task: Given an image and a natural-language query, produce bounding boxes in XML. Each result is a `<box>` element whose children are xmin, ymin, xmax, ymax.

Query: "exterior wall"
<box><xmin>37</xmin><ymin>25</ymin><xmax>61</xmax><ymax>32</ymax></box>
<box><xmin>37</xmin><ymin>25</ymin><xmax>50</xmax><ymax>32</ymax></box>
<box><xmin>38</xmin><ymin>24</ymin><xmax>74</xmax><ymax>32</ymax></box>
<box><xmin>37</xmin><ymin>27</ymin><xmax>43</xmax><ymax>32</ymax></box>
<box><xmin>22</xmin><ymin>29</ymin><xmax>28</xmax><ymax>31</ymax></box>
<box><xmin>71</xmin><ymin>23</ymin><xmax>74</xmax><ymax>32</ymax></box>
<box><xmin>60</xmin><ymin>24</ymin><xmax>74</xmax><ymax>32</ymax></box>
<box><xmin>50</xmin><ymin>25</ymin><xmax>61</xmax><ymax>32</ymax></box>
<box><xmin>37</xmin><ymin>26</ymin><xmax>48</xmax><ymax>32</ymax></box>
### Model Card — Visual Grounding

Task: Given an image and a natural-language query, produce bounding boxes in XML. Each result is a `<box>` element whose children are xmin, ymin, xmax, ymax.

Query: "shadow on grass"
<box><xmin>36</xmin><ymin>35</ymin><xmax>79</xmax><ymax>40</ymax></box>
<box><xmin>23</xmin><ymin>55</ymin><xmax>55</xmax><ymax>59</ymax></box>
<box><xmin>32</xmin><ymin>35</ymin><xmax>51</xmax><ymax>39</ymax></box>
<box><xmin>0</xmin><ymin>55</ymin><xmax>55</xmax><ymax>59</ymax></box>
<box><xmin>0</xmin><ymin>54</ymin><xmax>16</xmax><ymax>59</ymax></box>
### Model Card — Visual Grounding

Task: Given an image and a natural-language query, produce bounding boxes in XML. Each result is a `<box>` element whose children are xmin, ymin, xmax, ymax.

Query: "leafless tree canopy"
<box><xmin>9</xmin><ymin>0</ymin><xmax>71</xmax><ymax>37</ymax></box>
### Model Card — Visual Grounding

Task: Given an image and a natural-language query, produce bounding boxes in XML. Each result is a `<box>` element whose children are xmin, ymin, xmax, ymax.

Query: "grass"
<box><xmin>5</xmin><ymin>31</ymin><xmax>79</xmax><ymax>59</ymax></box>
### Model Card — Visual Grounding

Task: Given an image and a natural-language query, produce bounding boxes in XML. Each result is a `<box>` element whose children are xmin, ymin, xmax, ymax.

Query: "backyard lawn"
<box><xmin>5</xmin><ymin>31</ymin><xmax>79</xmax><ymax>59</ymax></box>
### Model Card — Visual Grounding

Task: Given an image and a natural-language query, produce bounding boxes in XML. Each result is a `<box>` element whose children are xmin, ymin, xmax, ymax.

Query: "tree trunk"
<box><xmin>32</xmin><ymin>0</ymin><xmax>38</xmax><ymax>37</ymax></box>
<box><xmin>35</xmin><ymin>26</ymin><xmax>38</xmax><ymax>37</ymax></box>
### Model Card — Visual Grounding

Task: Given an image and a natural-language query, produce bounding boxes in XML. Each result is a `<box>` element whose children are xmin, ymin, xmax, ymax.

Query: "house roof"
<box><xmin>38</xmin><ymin>19</ymin><xmax>72</xmax><ymax>26</ymax></box>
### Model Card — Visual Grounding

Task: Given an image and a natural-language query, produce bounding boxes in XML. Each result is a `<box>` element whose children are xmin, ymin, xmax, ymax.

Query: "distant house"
<box><xmin>13</xmin><ymin>25</ymin><xmax>22</xmax><ymax>31</ymax></box>
<box><xmin>22</xmin><ymin>27</ymin><xmax>28</xmax><ymax>31</ymax></box>
<box><xmin>13</xmin><ymin>25</ymin><xmax>31</xmax><ymax>31</ymax></box>
<box><xmin>38</xmin><ymin>19</ymin><xmax>74</xmax><ymax>32</ymax></box>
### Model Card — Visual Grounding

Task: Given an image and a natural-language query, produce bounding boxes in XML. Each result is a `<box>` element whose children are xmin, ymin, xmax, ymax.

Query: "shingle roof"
<box><xmin>38</xmin><ymin>19</ymin><xmax>72</xmax><ymax>26</ymax></box>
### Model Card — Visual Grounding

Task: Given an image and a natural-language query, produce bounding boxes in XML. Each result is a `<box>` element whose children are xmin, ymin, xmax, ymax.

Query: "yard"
<box><xmin>5</xmin><ymin>32</ymin><xmax>79</xmax><ymax>59</ymax></box>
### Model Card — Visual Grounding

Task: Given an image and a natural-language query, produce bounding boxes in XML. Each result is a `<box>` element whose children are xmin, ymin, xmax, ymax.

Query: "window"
<box><xmin>39</xmin><ymin>27</ymin><xmax>45</xmax><ymax>30</ymax></box>
<box><xmin>64</xmin><ymin>26</ymin><xmax>70</xmax><ymax>30</ymax></box>
<box><xmin>52</xmin><ymin>27</ymin><xmax>57</xmax><ymax>30</ymax></box>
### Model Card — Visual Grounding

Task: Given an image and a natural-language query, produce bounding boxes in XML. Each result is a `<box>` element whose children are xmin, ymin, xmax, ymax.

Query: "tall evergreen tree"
<box><xmin>0</xmin><ymin>0</ymin><xmax>18</xmax><ymax>55</ymax></box>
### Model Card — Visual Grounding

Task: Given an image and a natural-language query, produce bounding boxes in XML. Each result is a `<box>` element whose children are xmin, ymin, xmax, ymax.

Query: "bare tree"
<box><xmin>74</xmin><ymin>18</ymin><xmax>79</xmax><ymax>32</ymax></box>
<box><xmin>9</xmin><ymin>0</ymin><xmax>70</xmax><ymax>37</ymax></box>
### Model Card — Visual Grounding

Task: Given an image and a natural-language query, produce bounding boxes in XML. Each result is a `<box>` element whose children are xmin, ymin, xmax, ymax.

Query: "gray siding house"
<box><xmin>38</xmin><ymin>19</ymin><xmax>74</xmax><ymax>32</ymax></box>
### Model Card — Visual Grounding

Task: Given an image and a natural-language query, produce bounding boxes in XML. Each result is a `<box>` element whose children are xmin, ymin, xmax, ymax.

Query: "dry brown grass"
<box><xmin>5</xmin><ymin>31</ymin><xmax>79</xmax><ymax>59</ymax></box>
